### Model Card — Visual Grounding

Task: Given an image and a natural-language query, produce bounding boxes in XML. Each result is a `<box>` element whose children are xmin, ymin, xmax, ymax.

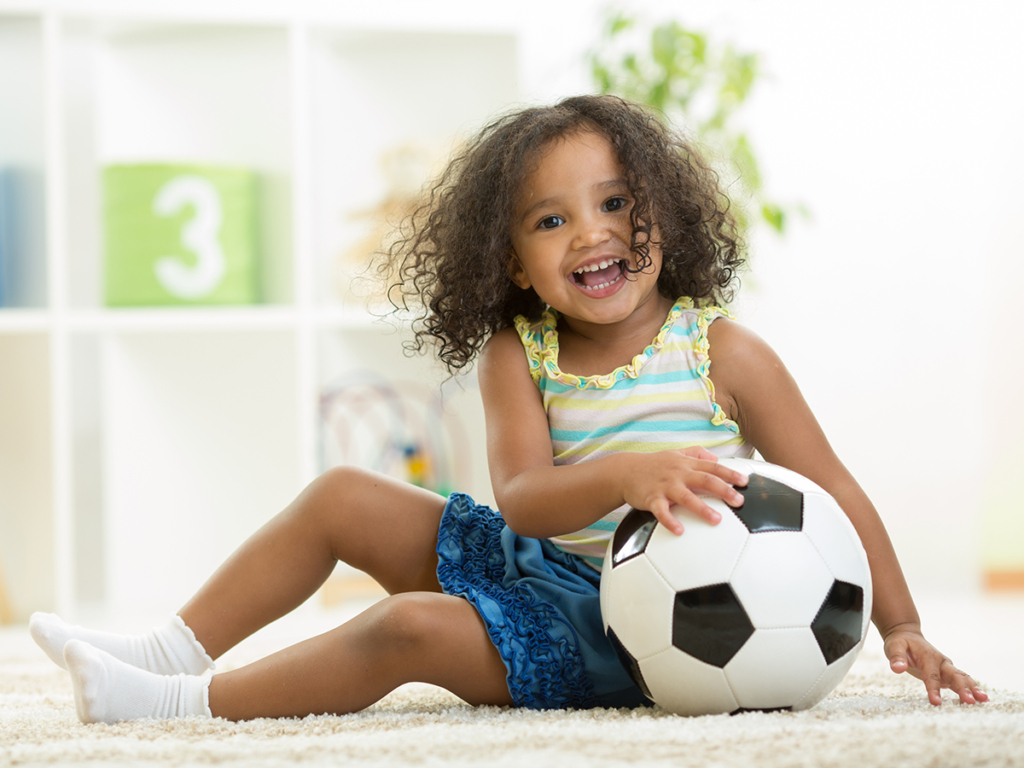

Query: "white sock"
<box><xmin>64</xmin><ymin>640</ymin><xmax>213</xmax><ymax>724</ymax></box>
<box><xmin>29</xmin><ymin>613</ymin><xmax>214</xmax><ymax>676</ymax></box>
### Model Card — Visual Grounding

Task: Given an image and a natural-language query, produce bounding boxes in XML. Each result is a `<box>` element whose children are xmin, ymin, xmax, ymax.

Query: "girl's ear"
<box><xmin>507</xmin><ymin>253</ymin><xmax>532</xmax><ymax>289</ymax></box>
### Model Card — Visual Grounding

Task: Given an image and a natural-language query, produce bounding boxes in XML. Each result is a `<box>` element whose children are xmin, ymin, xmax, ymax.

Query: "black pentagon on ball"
<box><xmin>731</xmin><ymin>473</ymin><xmax>803</xmax><ymax>533</ymax></box>
<box><xmin>607</xmin><ymin>626</ymin><xmax>653</xmax><ymax>700</ymax></box>
<box><xmin>672</xmin><ymin>583</ymin><xmax>755</xmax><ymax>668</ymax></box>
<box><xmin>611</xmin><ymin>508</ymin><xmax>658</xmax><ymax>567</ymax></box>
<box><xmin>811</xmin><ymin>580</ymin><xmax>864</xmax><ymax>665</ymax></box>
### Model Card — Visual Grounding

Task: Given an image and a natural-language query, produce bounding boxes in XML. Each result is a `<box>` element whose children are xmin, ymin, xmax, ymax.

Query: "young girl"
<box><xmin>31</xmin><ymin>95</ymin><xmax>986</xmax><ymax>722</ymax></box>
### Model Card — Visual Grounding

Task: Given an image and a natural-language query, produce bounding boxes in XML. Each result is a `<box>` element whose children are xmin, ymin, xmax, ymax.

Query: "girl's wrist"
<box><xmin>604</xmin><ymin>452</ymin><xmax>639</xmax><ymax>508</ymax></box>
<box><xmin>878</xmin><ymin>620</ymin><xmax>923</xmax><ymax>640</ymax></box>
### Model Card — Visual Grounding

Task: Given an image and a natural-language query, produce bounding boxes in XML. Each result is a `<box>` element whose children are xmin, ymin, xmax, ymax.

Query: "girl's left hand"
<box><xmin>883</xmin><ymin>624</ymin><xmax>989</xmax><ymax>705</ymax></box>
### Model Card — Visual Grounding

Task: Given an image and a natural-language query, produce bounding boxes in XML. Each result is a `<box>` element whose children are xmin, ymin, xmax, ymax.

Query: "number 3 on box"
<box><xmin>152</xmin><ymin>175</ymin><xmax>227</xmax><ymax>300</ymax></box>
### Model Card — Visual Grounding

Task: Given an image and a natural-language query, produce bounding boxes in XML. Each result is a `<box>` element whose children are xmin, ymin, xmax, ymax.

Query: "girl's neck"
<box><xmin>554</xmin><ymin>293</ymin><xmax>676</xmax><ymax>377</ymax></box>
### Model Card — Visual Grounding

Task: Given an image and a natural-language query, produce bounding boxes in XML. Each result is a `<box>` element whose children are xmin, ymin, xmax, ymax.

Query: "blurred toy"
<box><xmin>319</xmin><ymin>371</ymin><xmax>466</xmax><ymax>497</ymax></box>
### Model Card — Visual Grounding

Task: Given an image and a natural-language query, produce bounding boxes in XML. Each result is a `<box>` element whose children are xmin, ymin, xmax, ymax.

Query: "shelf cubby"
<box><xmin>0</xmin><ymin>5</ymin><xmax>523</xmax><ymax>621</ymax></box>
<box><xmin>58</xmin><ymin>18</ymin><xmax>295</xmax><ymax>310</ymax></box>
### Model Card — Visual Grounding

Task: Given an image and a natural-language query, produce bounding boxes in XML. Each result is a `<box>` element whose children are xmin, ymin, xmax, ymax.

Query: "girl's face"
<box><xmin>508</xmin><ymin>130</ymin><xmax>663</xmax><ymax>327</ymax></box>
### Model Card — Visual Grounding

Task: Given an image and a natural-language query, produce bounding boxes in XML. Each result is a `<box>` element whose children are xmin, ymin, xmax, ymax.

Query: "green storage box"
<box><xmin>103</xmin><ymin>164</ymin><xmax>260</xmax><ymax>306</ymax></box>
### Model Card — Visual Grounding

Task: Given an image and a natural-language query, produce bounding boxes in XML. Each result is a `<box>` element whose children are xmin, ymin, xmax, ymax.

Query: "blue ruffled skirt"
<box><xmin>436</xmin><ymin>492</ymin><xmax>651</xmax><ymax>710</ymax></box>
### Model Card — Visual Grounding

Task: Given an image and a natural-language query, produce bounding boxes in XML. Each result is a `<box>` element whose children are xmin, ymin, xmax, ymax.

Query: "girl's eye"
<box><xmin>604</xmin><ymin>196</ymin><xmax>629</xmax><ymax>212</ymax></box>
<box><xmin>538</xmin><ymin>215</ymin><xmax>564</xmax><ymax>230</ymax></box>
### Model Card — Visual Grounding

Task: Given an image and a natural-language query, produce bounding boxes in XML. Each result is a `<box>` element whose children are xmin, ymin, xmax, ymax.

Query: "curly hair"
<box><xmin>373</xmin><ymin>94</ymin><xmax>744</xmax><ymax>373</ymax></box>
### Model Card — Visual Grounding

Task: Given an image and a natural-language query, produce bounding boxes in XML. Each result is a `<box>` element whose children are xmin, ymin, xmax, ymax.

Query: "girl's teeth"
<box><xmin>581</xmin><ymin>273</ymin><xmax>622</xmax><ymax>290</ymax></box>
<box><xmin>574</xmin><ymin>259</ymin><xmax>619</xmax><ymax>274</ymax></box>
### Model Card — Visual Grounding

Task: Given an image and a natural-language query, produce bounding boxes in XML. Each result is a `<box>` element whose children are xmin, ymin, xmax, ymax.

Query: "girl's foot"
<box><xmin>63</xmin><ymin>640</ymin><xmax>212</xmax><ymax>724</ymax></box>
<box><xmin>29</xmin><ymin>612</ymin><xmax>213</xmax><ymax>675</ymax></box>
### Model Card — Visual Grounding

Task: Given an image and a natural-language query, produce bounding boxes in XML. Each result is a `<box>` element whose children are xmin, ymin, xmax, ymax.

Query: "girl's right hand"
<box><xmin>621</xmin><ymin>447</ymin><xmax>748</xmax><ymax>536</ymax></box>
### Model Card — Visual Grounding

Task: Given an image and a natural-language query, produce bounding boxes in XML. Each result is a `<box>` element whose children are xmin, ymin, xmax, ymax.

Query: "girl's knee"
<box><xmin>314</xmin><ymin>465</ymin><xmax>375</xmax><ymax>499</ymax></box>
<box><xmin>305</xmin><ymin>466</ymin><xmax>385</xmax><ymax>524</ymax></box>
<box><xmin>364</xmin><ymin>593</ymin><xmax>510</xmax><ymax>704</ymax></box>
<box><xmin>366</xmin><ymin>593</ymin><xmax>494</xmax><ymax>665</ymax></box>
<box><xmin>369</xmin><ymin>593</ymin><xmax>451</xmax><ymax>652</ymax></box>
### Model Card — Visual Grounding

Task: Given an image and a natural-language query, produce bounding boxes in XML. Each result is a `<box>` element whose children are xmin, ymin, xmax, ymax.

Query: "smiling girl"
<box><xmin>30</xmin><ymin>95</ymin><xmax>986</xmax><ymax>721</ymax></box>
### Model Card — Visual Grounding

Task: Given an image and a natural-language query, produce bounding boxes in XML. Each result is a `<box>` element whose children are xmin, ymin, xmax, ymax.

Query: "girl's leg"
<box><xmin>64</xmin><ymin>592</ymin><xmax>511</xmax><ymax>724</ymax></box>
<box><xmin>178</xmin><ymin>466</ymin><xmax>450</xmax><ymax>660</ymax></box>
<box><xmin>209</xmin><ymin>592</ymin><xmax>512</xmax><ymax>720</ymax></box>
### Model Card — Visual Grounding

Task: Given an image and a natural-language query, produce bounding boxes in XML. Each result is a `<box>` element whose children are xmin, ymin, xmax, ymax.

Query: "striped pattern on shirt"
<box><xmin>514</xmin><ymin>297</ymin><xmax>755</xmax><ymax>571</ymax></box>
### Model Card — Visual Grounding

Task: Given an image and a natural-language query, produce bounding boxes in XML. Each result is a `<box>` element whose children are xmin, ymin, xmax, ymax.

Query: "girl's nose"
<box><xmin>572</xmin><ymin>215</ymin><xmax>611</xmax><ymax>249</ymax></box>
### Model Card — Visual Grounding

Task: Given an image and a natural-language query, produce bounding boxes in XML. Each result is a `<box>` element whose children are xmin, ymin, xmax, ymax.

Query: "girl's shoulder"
<box><xmin>479</xmin><ymin>326</ymin><xmax>531</xmax><ymax>376</ymax></box>
<box><xmin>705</xmin><ymin>314</ymin><xmax>770</xmax><ymax>369</ymax></box>
<box><xmin>477</xmin><ymin>326</ymin><xmax>544</xmax><ymax>403</ymax></box>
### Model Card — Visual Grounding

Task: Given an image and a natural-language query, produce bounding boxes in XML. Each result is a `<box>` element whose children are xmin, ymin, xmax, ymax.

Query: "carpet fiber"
<box><xmin>3</xmin><ymin>630</ymin><xmax>1022</xmax><ymax>768</ymax></box>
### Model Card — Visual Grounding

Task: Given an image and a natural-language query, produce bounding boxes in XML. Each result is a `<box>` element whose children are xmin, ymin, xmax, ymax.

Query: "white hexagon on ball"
<box><xmin>645</xmin><ymin>501</ymin><xmax>751</xmax><ymax>593</ymax></box>
<box><xmin>730</xmin><ymin>532</ymin><xmax>834</xmax><ymax>629</ymax></box>
<box><xmin>724</xmin><ymin>627</ymin><xmax>827</xmax><ymax>710</ymax></box>
<box><xmin>599</xmin><ymin>554</ymin><xmax>676</xmax><ymax>661</ymax></box>
<box><xmin>640</xmin><ymin>647</ymin><xmax>739</xmax><ymax>716</ymax></box>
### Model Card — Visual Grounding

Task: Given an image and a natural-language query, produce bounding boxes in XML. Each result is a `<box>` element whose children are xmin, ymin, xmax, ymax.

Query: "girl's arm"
<box><xmin>706</xmin><ymin>317</ymin><xmax>987</xmax><ymax>706</ymax></box>
<box><xmin>477</xmin><ymin>328</ymin><xmax>746</xmax><ymax>539</ymax></box>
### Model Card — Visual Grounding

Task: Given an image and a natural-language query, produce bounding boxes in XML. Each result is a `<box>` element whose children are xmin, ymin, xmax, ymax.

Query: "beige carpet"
<box><xmin>2</xmin><ymin>626</ymin><xmax>1022</xmax><ymax>768</ymax></box>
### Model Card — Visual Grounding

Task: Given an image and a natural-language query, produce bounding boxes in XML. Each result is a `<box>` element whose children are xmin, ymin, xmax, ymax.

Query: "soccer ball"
<box><xmin>600</xmin><ymin>457</ymin><xmax>872</xmax><ymax>715</ymax></box>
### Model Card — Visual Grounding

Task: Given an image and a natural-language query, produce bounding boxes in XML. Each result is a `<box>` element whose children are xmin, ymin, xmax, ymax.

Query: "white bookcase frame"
<box><xmin>0</xmin><ymin>1</ymin><xmax>568</xmax><ymax>622</ymax></box>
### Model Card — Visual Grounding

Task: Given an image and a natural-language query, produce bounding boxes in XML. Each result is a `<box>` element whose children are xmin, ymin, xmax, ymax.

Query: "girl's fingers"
<box><xmin>885</xmin><ymin>631</ymin><xmax>987</xmax><ymax>705</ymax></box>
<box><xmin>943</xmin><ymin>661</ymin><xmax>986</xmax><ymax>704</ymax></box>
<box><xmin>651</xmin><ymin>499</ymin><xmax>684</xmax><ymax>536</ymax></box>
<box><xmin>639</xmin><ymin>454</ymin><xmax>751</xmax><ymax>535</ymax></box>
<box><xmin>680</xmin><ymin>446</ymin><xmax>719</xmax><ymax>462</ymax></box>
<box><xmin>705</xmin><ymin>461</ymin><xmax>749</xmax><ymax>489</ymax></box>
<box><xmin>689</xmin><ymin>474</ymin><xmax>746</xmax><ymax>508</ymax></box>
<box><xmin>890</xmin><ymin>655</ymin><xmax>909</xmax><ymax>673</ymax></box>
<box><xmin>921</xmin><ymin>655</ymin><xmax>943</xmax><ymax>706</ymax></box>
<box><xmin>670</xmin><ymin>490</ymin><xmax>722</xmax><ymax>528</ymax></box>
<box><xmin>651</xmin><ymin>492</ymin><xmax>723</xmax><ymax>536</ymax></box>
<box><xmin>677</xmin><ymin>457</ymin><xmax>750</xmax><ymax>491</ymax></box>
<box><xmin>886</xmin><ymin>635</ymin><xmax>909</xmax><ymax>674</ymax></box>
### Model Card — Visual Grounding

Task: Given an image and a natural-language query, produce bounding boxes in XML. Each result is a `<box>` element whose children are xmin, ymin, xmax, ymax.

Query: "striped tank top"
<box><xmin>513</xmin><ymin>296</ymin><xmax>755</xmax><ymax>571</ymax></box>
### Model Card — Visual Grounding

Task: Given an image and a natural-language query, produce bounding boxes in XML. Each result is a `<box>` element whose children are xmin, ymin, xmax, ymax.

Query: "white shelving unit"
<box><xmin>0</xmin><ymin>2</ymin><xmax>534</xmax><ymax>622</ymax></box>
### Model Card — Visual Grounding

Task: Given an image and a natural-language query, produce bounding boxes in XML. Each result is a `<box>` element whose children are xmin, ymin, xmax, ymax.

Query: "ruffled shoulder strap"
<box><xmin>513</xmin><ymin>310</ymin><xmax>558</xmax><ymax>385</ymax></box>
<box><xmin>690</xmin><ymin>304</ymin><xmax>740</xmax><ymax>431</ymax></box>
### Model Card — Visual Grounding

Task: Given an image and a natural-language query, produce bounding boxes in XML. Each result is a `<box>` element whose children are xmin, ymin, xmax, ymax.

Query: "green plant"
<box><xmin>590</xmin><ymin>11</ymin><xmax>802</xmax><ymax>238</ymax></box>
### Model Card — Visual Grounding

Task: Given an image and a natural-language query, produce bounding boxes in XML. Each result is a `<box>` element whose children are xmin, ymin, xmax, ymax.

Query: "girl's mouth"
<box><xmin>571</xmin><ymin>259</ymin><xmax>626</xmax><ymax>291</ymax></box>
